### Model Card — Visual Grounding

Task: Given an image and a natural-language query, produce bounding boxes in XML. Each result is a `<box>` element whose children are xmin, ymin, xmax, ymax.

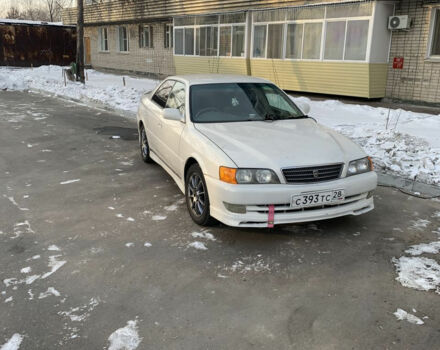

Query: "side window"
<box><xmin>263</xmin><ymin>85</ymin><xmax>297</xmax><ymax>115</ymax></box>
<box><xmin>152</xmin><ymin>80</ymin><xmax>175</xmax><ymax>108</ymax></box>
<box><xmin>166</xmin><ymin>81</ymin><xmax>186</xmax><ymax>116</ymax></box>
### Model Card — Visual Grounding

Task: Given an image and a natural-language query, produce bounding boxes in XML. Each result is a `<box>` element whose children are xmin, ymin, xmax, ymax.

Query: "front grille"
<box><xmin>282</xmin><ymin>163</ymin><xmax>343</xmax><ymax>183</ymax></box>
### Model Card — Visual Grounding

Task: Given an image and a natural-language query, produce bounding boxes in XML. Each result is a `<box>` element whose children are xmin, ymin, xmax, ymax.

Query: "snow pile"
<box><xmin>0</xmin><ymin>334</ymin><xmax>24</xmax><ymax>350</ymax></box>
<box><xmin>108</xmin><ymin>320</ymin><xmax>142</xmax><ymax>350</ymax></box>
<box><xmin>0</xmin><ymin>66</ymin><xmax>158</xmax><ymax>114</ymax></box>
<box><xmin>392</xmin><ymin>256</ymin><xmax>440</xmax><ymax>294</ymax></box>
<box><xmin>292</xmin><ymin>96</ymin><xmax>440</xmax><ymax>185</ymax></box>
<box><xmin>405</xmin><ymin>241</ymin><xmax>440</xmax><ymax>256</ymax></box>
<box><xmin>188</xmin><ymin>241</ymin><xmax>208</xmax><ymax>250</ymax></box>
<box><xmin>393</xmin><ymin>308</ymin><xmax>424</xmax><ymax>325</ymax></box>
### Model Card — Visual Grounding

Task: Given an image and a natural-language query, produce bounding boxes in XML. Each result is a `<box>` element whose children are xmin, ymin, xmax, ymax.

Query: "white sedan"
<box><xmin>137</xmin><ymin>75</ymin><xmax>377</xmax><ymax>227</ymax></box>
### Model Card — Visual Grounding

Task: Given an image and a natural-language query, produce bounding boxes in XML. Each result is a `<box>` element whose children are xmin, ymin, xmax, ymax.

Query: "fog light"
<box><xmin>223</xmin><ymin>202</ymin><xmax>246</xmax><ymax>214</ymax></box>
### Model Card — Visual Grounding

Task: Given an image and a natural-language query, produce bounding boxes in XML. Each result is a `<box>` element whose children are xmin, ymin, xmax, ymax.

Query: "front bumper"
<box><xmin>205</xmin><ymin>171</ymin><xmax>377</xmax><ymax>227</ymax></box>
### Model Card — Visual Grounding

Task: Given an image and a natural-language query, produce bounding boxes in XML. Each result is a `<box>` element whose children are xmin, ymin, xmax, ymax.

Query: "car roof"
<box><xmin>166</xmin><ymin>74</ymin><xmax>271</xmax><ymax>85</ymax></box>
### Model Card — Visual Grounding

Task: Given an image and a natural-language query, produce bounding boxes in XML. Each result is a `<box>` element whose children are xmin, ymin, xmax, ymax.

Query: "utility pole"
<box><xmin>76</xmin><ymin>0</ymin><xmax>85</xmax><ymax>83</ymax></box>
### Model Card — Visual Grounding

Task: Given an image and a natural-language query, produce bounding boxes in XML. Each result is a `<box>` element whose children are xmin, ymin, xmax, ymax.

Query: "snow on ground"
<box><xmin>188</xmin><ymin>241</ymin><xmax>208</xmax><ymax>250</ymax></box>
<box><xmin>405</xmin><ymin>241</ymin><xmax>440</xmax><ymax>256</ymax></box>
<box><xmin>1</xmin><ymin>65</ymin><xmax>440</xmax><ymax>184</ymax></box>
<box><xmin>107</xmin><ymin>320</ymin><xmax>142</xmax><ymax>350</ymax></box>
<box><xmin>394</xmin><ymin>308</ymin><xmax>424</xmax><ymax>325</ymax></box>
<box><xmin>0</xmin><ymin>333</ymin><xmax>24</xmax><ymax>350</ymax></box>
<box><xmin>292</xmin><ymin>96</ymin><xmax>440</xmax><ymax>185</ymax></box>
<box><xmin>392</xmin><ymin>256</ymin><xmax>440</xmax><ymax>294</ymax></box>
<box><xmin>0</xmin><ymin>66</ymin><xmax>157</xmax><ymax>114</ymax></box>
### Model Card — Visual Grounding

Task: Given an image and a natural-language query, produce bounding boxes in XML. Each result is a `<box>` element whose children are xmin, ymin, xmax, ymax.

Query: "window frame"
<box><xmin>173</xmin><ymin>15</ymin><xmax>247</xmax><ymax>58</ymax></box>
<box><xmin>427</xmin><ymin>7</ymin><xmax>440</xmax><ymax>59</ymax></box>
<box><xmin>250</xmin><ymin>5</ymin><xmax>373</xmax><ymax>62</ymax></box>
<box><xmin>98</xmin><ymin>27</ymin><xmax>109</xmax><ymax>52</ymax></box>
<box><xmin>140</xmin><ymin>25</ymin><xmax>154</xmax><ymax>49</ymax></box>
<box><xmin>117</xmin><ymin>26</ymin><xmax>129</xmax><ymax>53</ymax></box>
<box><xmin>165</xmin><ymin>23</ymin><xmax>173</xmax><ymax>48</ymax></box>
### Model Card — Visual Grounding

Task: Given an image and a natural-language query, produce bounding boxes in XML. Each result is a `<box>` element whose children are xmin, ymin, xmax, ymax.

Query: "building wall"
<box><xmin>63</xmin><ymin>0</ymin><xmax>348</xmax><ymax>25</ymax></box>
<box><xmin>85</xmin><ymin>22</ymin><xmax>175</xmax><ymax>77</ymax></box>
<box><xmin>249</xmin><ymin>60</ymin><xmax>388</xmax><ymax>98</ymax></box>
<box><xmin>386</xmin><ymin>0</ymin><xmax>440</xmax><ymax>103</ymax></box>
<box><xmin>174</xmin><ymin>56</ymin><xmax>248</xmax><ymax>75</ymax></box>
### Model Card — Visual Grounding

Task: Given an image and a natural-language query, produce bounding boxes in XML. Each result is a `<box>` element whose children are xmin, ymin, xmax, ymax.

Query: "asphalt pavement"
<box><xmin>1</xmin><ymin>91</ymin><xmax>439</xmax><ymax>349</ymax></box>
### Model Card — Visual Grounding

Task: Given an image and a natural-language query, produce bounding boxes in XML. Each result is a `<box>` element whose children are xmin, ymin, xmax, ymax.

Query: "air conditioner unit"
<box><xmin>388</xmin><ymin>15</ymin><xmax>411</xmax><ymax>30</ymax></box>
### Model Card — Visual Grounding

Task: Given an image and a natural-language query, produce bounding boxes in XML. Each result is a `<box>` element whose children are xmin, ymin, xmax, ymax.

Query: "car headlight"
<box><xmin>219</xmin><ymin>167</ymin><xmax>280</xmax><ymax>184</ymax></box>
<box><xmin>347</xmin><ymin>157</ymin><xmax>373</xmax><ymax>176</ymax></box>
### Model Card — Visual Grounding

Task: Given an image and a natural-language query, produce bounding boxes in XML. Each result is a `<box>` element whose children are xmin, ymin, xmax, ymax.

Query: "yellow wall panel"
<box><xmin>174</xmin><ymin>56</ymin><xmax>248</xmax><ymax>75</ymax></box>
<box><xmin>173</xmin><ymin>56</ymin><xmax>388</xmax><ymax>98</ymax></box>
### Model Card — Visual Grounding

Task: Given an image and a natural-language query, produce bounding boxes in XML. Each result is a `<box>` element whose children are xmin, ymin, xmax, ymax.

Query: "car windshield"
<box><xmin>190</xmin><ymin>83</ymin><xmax>305</xmax><ymax>123</ymax></box>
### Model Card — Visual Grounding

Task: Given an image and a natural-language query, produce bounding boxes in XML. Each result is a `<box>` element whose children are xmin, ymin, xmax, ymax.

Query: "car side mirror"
<box><xmin>162</xmin><ymin>108</ymin><xmax>184</xmax><ymax>122</ymax></box>
<box><xmin>297</xmin><ymin>102</ymin><xmax>311</xmax><ymax>115</ymax></box>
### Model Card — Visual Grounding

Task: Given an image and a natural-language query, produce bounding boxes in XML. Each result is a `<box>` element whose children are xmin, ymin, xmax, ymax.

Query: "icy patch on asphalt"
<box><xmin>223</xmin><ymin>255</ymin><xmax>278</xmax><ymax>274</ymax></box>
<box><xmin>3</xmin><ymin>195</ymin><xmax>29</xmax><ymax>211</ymax></box>
<box><xmin>125</xmin><ymin>242</ymin><xmax>134</xmax><ymax>248</ymax></box>
<box><xmin>405</xmin><ymin>241</ymin><xmax>440</xmax><ymax>256</ymax></box>
<box><xmin>4</xmin><ymin>296</ymin><xmax>13</xmax><ymax>303</ymax></box>
<box><xmin>58</xmin><ymin>297</ymin><xmax>100</xmax><ymax>322</ymax></box>
<box><xmin>20</xmin><ymin>267</ymin><xmax>31</xmax><ymax>274</ymax></box>
<box><xmin>392</xmin><ymin>256</ymin><xmax>440</xmax><ymax>294</ymax></box>
<box><xmin>144</xmin><ymin>242</ymin><xmax>152</xmax><ymax>247</ymax></box>
<box><xmin>152</xmin><ymin>215</ymin><xmax>167</xmax><ymax>221</ymax></box>
<box><xmin>191</xmin><ymin>231</ymin><xmax>216</xmax><ymax>241</ymax></box>
<box><xmin>410</xmin><ymin>219</ymin><xmax>431</xmax><ymax>231</ymax></box>
<box><xmin>41</xmin><ymin>255</ymin><xmax>66</xmax><ymax>279</ymax></box>
<box><xmin>60</xmin><ymin>179</ymin><xmax>80</xmax><ymax>185</ymax></box>
<box><xmin>108</xmin><ymin>320</ymin><xmax>142</xmax><ymax>350</ymax></box>
<box><xmin>394</xmin><ymin>308</ymin><xmax>424</xmax><ymax>325</ymax></box>
<box><xmin>38</xmin><ymin>287</ymin><xmax>60</xmax><ymax>299</ymax></box>
<box><xmin>188</xmin><ymin>241</ymin><xmax>207</xmax><ymax>250</ymax></box>
<box><xmin>47</xmin><ymin>245</ymin><xmax>60</xmax><ymax>251</ymax></box>
<box><xmin>0</xmin><ymin>333</ymin><xmax>24</xmax><ymax>350</ymax></box>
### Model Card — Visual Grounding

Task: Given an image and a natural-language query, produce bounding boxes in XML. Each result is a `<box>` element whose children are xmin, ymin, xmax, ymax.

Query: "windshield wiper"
<box><xmin>264</xmin><ymin>114</ymin><xmax>281</xmax><ymax>121</ymax></box>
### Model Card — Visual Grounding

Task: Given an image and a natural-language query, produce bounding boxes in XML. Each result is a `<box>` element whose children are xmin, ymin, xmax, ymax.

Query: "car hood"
<box><xmin>195</xmin><ymin>119</ymin><xmax>366</xmax><ymax>169</ymax></box>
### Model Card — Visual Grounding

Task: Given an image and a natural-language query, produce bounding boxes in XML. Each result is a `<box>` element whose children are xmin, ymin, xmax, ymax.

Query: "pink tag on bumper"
<box><xmin>267</xmin><ymin>205</ymin><xmax>275</xmax><ymax>228</ymax></box>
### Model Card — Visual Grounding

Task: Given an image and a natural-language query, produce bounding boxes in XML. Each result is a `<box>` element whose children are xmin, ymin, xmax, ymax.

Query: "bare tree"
<box><xmin>6</xmin><ymin>6</ymin><xmax>25</xmax><ymax>19</ymax></box>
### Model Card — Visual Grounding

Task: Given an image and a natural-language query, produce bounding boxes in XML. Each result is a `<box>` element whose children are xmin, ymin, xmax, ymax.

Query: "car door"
<box><xmin>147</xmin><ymin>79</ymin><xmax>175</xmax><ymax>160</ymax></box>
<box><xmin>160</xmin><ymin>81</ymin><xmax>187</xmax><ymax>176</ymax></box>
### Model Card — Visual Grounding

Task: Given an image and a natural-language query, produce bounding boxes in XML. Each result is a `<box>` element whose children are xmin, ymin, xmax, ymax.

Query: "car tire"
<box><xmin>139</xmin><ymin>124</ymin><xmax>153</xmax><ymax>163</ymax></box>
<box><xmin>185</xmin><ymin>163</ymin><xmax>215</xmax><ymax>226</ymax></box>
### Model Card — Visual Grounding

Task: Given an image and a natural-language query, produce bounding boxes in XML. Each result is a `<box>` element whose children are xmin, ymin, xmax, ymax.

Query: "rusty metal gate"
<box><xmin>0</xmin><ymin>22</ymin><xmax>76</xmax><ymax>67</ymax></box>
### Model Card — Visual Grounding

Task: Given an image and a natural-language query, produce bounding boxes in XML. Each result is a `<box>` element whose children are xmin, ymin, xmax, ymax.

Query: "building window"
<box><xmin>344</xmin><ymin>20</ymin><xmax>369</xmax><ymax>60</ymax></box>
<box><xmin>251</xmin><ymin>2</ymin><xmax>371</xmax><ymax>61</ymax></box>
<box><xmin>140</xmin><ymin>25</ymin><xmax>153</xmax><ymax>48</ymax></box>
<box><xmin>267</xmin><ymin>24</ymin><xmax>284</xmax><ymax>59</ymax></box>
<box><xmin>429</xmin><ymin>9</ymin><xmax>440</xmax><ymax>57</ymax></box>
<box><xmin>175</xmin><ymin>28</ymin><xmax>183</xmax><ymax>54</ymax></box>
<box><xmin>324</xmin><ymin>21</ymin><xmax>346</xmax><ymax>60</ymax></box>
<box><xmin>286</xmin><ymin>23</ymin><xmax>303</xmax><ymax>59</ymax></box>
<box><xmin>253</xmin><ymin>25</ymin><xmax>266</xmax><ymax>58</ymax></box>
<box><xmin>184</xmin><ymin>28</ymin><xmax>194</xmax><ymax>55</ymax></box>
<box><xmin>220</xmin><ymin>26</ymin><xmax>231</xmax><ymax>56</ymax></box>
<box><xmin>197</xmin><ymin>26</ymin><xmax>218</xmax><ymax>56</ymax></box>
<box><xmin>174</xmin><ymin>13</ymin><xmax>246</xmax><ymax>57</ymax></box>
<box><xmin>232</xmin><ymin>26</ymin><xmax>245</xmax><ymax>57</ymax></box>
<box><xmin>99</xmin><ymin>27</ymin><xmax>108</xmax><ymax>52</ymax></box>
<box><xmin>118</xmin><ymin>26</ymin><xmax>129</xmax><ymax>52</ymax></box>
<box><xmin>302</xmin><ymin>23</ymin><xmax>322</xmax><ymax>59</ymax></box>
<box><xmin>165</xmin><ymin>24</ymin><xmax>173</xmax><ymax>48</ymax></box>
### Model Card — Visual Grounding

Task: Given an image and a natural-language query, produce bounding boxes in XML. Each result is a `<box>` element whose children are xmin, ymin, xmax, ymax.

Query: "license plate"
<box><xmin>291</xmin><ymin>189</ymin><xmax>345</xmax><ymax>208</ymax></box>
